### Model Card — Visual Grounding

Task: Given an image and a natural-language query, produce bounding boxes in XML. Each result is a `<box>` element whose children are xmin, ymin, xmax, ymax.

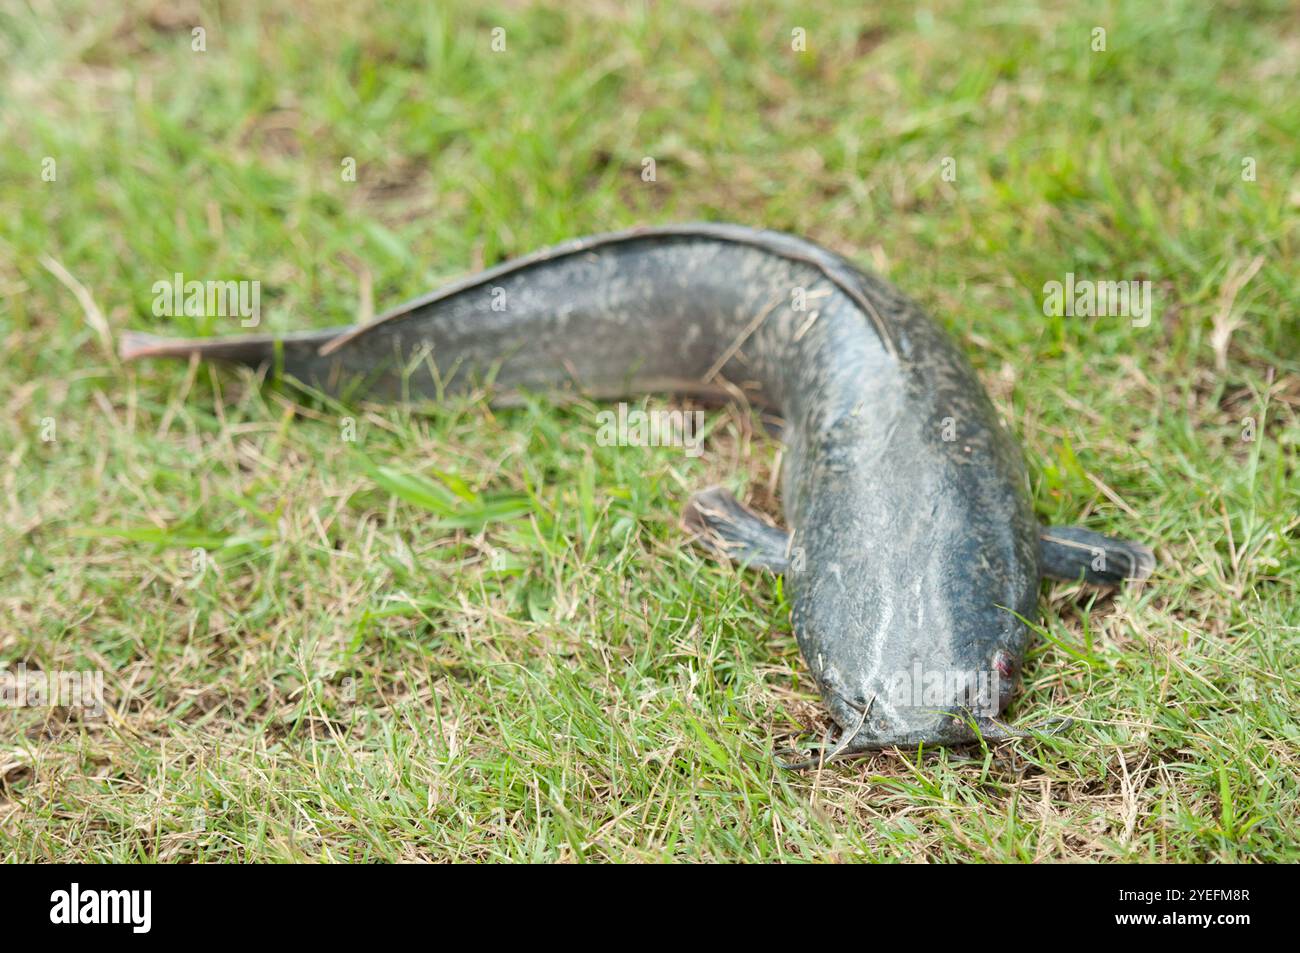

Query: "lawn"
<box><xmin>1</xmin><ymin>0</ymin><xmax>1296</xmax><ymax>862</ymax></box>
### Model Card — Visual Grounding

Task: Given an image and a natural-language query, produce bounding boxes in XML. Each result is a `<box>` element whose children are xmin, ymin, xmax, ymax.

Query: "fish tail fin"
<box><xmin>119</xmin><ymin>330</ymin><xmax>279</xmax><ymax>366</ymax></box>
<box><xmin>1038</xmin><ymin>525</ymin><xmax>1155</xmax><ymax>585</ymax></box>
<box><xmin>119</xmin><ymin>327</ymin><xmax>349</xmax><ymax>368</ymax></box>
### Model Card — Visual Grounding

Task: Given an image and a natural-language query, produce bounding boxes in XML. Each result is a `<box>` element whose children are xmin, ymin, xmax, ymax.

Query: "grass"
<box><xmin>1</xmin><ymin>0</ymin><xmax>1296</xmax><ymax>862</ymax></box>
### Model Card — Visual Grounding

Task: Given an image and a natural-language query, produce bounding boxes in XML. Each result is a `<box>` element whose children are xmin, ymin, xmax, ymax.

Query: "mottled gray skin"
<box><xmin>122</xmin><ymin>223</ymin><xmax>1148</xmax><ymax>756</ymax></box>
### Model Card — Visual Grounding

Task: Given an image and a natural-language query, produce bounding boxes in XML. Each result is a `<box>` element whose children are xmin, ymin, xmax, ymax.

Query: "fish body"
<box><xmin>122</xmin><ymin>223</ymin><xmax>1153</xmax><ymax>758</ymax></box>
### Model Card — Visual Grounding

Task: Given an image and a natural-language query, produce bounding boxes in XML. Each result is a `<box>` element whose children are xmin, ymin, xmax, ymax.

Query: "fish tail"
<box><xmin>120</xmin><ymin>330</ymin><xmax>273</xmax><ymax>365</ymax></box>
<box><xmin>119</xmin><ymin>328</ymin><xmax>348</xmax><ymax>367</ymax></box>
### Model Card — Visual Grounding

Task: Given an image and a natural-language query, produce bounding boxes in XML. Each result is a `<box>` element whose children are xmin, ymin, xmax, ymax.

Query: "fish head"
<box><xmin>788</xmin><ymin>461</ymin><xmax>1039</xmax><ymax>748</ymax></box>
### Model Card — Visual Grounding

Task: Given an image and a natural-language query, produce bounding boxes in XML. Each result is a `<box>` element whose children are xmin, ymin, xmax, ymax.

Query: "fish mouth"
<box><xmin>795</xmin><ymin>689</ymin><xmax>1010</xmax><ymax>758</ymax></box>
<box><xmin>814</xmin><ymin>689</ymin><xmax>973</xmax><ymax>751</ymax></box>
<box><xmin>777</xmin><ymin>688</ymin><xmax>1071</xmax><ymax>769</ymax></box>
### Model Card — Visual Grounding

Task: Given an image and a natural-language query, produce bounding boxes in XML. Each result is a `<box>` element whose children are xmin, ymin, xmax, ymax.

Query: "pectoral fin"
<box><xmin>683</xmin><ymin>486</ymin><xmax>792</xmax><ymax>573</ymax></box>
<box><xmin>1039</xmin><ymin>525</ymin><xmax>1155</xmax><ymax>585</ymax></box>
